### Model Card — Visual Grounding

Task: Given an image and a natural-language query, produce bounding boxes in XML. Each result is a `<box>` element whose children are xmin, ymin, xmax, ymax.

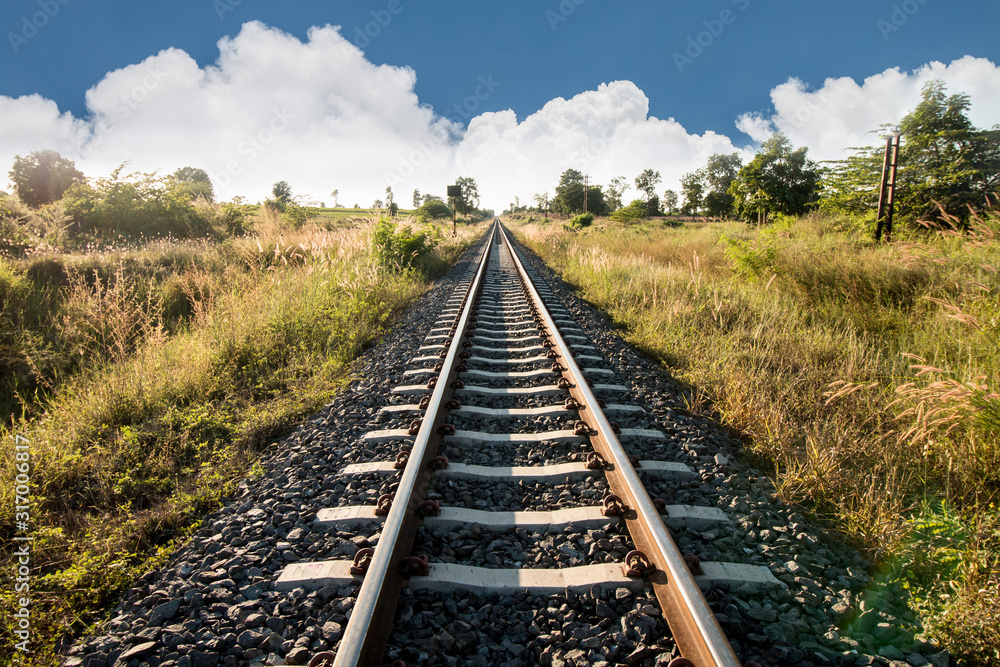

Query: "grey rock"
<box><xmin>236</xmin><ymin>629</ymin><xmax>264</xmax><ymax>648</ymax></box>
<box><xmin>285</xmin><ymin>646</ymin><xmax>311</xmax><ymax>665</ymax></box>
<box><xmin>746</xmin><ymin>606</ymin><xmax>778</xmax><ymax>622</ymax></box>
<box><xmin>113</xmin><ymin>641</ymin><xmax>156</xmax><ymax>665</ymax></box>
<box><xmin>878</xmin><ymin>645</ymin><xmax>906</xmax><ymax>661</ymax></box>
<box><xmin>320</xmin><ymin>621</ymin><xmax>343</xmax><ymax>643</ymax></box>
<box><xmin>149</xmin><ymin>598</ymin><xmax>181</xmax><ymax>625</ymax></box>
<box><xmin>188</xmin><ymin>649</ymin><xmax>219</xmax><ymax>667</ymax></box>
<box><xmin>906</xmin><ymin>653</ymin><xmax>929</xmax><ymax>666</ymax></box>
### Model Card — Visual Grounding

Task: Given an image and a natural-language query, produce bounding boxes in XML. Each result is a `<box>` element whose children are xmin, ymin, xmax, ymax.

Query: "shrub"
<box><xmin>568</xmin><ymin>212</ymin><xmax>594</xmax><ymax>229</ymax></box>
<box><xmin>284</xmin><ymin>204</ymin><xmax>308</xmax><ymax>229</ymax></box>
<box><xmin>415</xmin><ymin>199</ymin><xmax>452</xmax><ymax>222</ymax></box>
<box><xmin>610</xmin><ymin>199</ymin><xmax>647</xmax><ymax>223</ymax></box>
<box><xmin>63</xmin><ymin>166</ymin><xmax>210</xmax><ymax>239</ymax></box>
<box><xmin>371</xmin><ymin>217</ymin><xmax>438</xmax><ymax>274</ymax></box>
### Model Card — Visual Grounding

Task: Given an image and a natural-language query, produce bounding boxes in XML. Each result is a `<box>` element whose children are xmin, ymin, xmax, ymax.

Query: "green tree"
<box><xmin>272</xmin><ymin>181</ymin><xmax>292</xmax><ymax>204</ymax></box>
<box><xmin>170</xmin><ymin>167</ymin><xmax>214</xmax><ymax>202</ymax></box>
<box><xmin>645</xmin><ymin>194</ymin><xmax>661</xmax><ymax>216</ymax></box>
<box><xmin>453</xmin><ymin>176</ymin><xmax>480</xmax><ymax>216</ymax></box>
<box><xmin>552</xmin><ymin>169</ymin><xmax>585</xmax><ymax>214</ymax></box>
<box><xmin>680</xmin><ymin>171</ymin><xmax>705</xmax><ymax>215</ymax></box>
<box><xmin>415</xmin><ymin>198</ymin><xmax>452</xmax><ymax>222</ymax></box>
<box><xmin>9</xmin><ymin>150</ymin><xmax>85</xmax><ymax>207</ymax></box>
<box><xmin>606</xmin><ymin>176</ymin><xmax>628</xmax><ymax>211</ymax></box>
<box><xmin>610</xmin><ymin>199</ymin><xmax>647</xmax><ymax>223</ymax></box>
<box><xmin>821</xmin><ymin>81</ymin><xmax>1000</xmax><ymax>225</ymax></box>
<box><xmin>729</xmin><ymin>133</ymin><xmax>820</xmax><ymax>223</ymax></box>
<box><xmin>663</xmin><ymin>189</ymin><xmax>679</xmax><ymax>214</ymax></box>
<box><xmin>897</xmin><ymin>81</ymin><xmax>999</xmax><ymax>221</ymax></box>
<box><xmin>412</xmin><ymin>188</ymin><xmax>421</xmax><ymax>208</ymax></box>
<box><xmin>587</xmin><ymin>186</ymin><xmax>609</xmax><ymax>215</ymax></box>
<box><xmin>634</xmin><ymin>169</ymin><xmax>661</xmax><ymax>203</ymax></box>
<box><xmin>264</xmin><ymin>180</ymin><xmax>293</xmax><ymax>212</ymax></box>
<box><xmin>818</xmin><ymin>145</ymin><xmax>884</xmax><ymax>218</ymax></box>
<box><xmin>330</xmin><ymin>189</ymin><xmax>340</xmax><ymax>207</ymax></box>
<box><xmin>702</xmin><ymin>153</ymin><xmax>742</xmax><ymax>217</ymax></box>
<box><xmin>62</xmin><ymin>164</ymin><xmax>208</xmax><ymax>238</ymax></box>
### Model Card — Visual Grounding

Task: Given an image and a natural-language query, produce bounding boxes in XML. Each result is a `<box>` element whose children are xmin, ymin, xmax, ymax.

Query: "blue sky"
<box><xmin>2</xmin><ymin>0</ymin><xmax>998</xmax><ymax>206</ymax></box>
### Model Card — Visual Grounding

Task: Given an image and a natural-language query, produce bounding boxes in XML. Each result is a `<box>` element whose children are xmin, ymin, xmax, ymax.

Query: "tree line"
<box><xmin>3</xmin><ymin>151</ymin><xmax>492</xmax><ymax>244</ymax></box>
<box><xmin>520</xmin><ymin>80</ymin><xmax>998</xmax><ymax>228</ymax></box>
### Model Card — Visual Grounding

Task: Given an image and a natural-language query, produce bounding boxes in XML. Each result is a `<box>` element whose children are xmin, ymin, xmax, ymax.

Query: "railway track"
<box><xmin>275</xmin><ymin>221</ymin><xmax>778</xmax><ymax>666</ymax></box>
<box><xmin>68</xmin><ymin>219</ymin><xmax>902</xmax><ymax>667</ymax></box>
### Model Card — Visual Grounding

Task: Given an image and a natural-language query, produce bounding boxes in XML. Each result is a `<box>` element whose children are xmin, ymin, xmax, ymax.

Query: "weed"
<box><xmin>512</xmin><ymin>207</ymin><xmax>1000</xmax><ymax>664</ymax></box>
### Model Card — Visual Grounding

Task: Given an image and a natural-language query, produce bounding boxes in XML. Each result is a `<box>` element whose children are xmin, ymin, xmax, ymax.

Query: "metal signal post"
<box><xmin>447</xmin><ymin>184</ymin><xmax>462</xmax><ymax>236</ymax></box>
<box><xmin>875</xmin><ymin>134</ymin><xmax>900</xmax><ymax>242</ymax></box>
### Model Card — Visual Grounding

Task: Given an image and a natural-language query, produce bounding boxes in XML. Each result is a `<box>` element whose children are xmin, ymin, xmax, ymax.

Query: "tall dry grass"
<box><xmin>514</xmin><ymin>210</ymin><xmax>1000</xmax><ymax>664</ymax></box>
<box><xmin>0</xmin><ymin>209</ymin><xmax>482</xmax><ymax>664</ymax></box>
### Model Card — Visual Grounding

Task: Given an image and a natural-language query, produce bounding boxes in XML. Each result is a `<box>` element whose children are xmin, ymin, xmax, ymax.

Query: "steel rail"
<box><xmin>332</xmin><ymin>222</ymin><xmax>498</xmax><ymax>666</ymax></box>
<box><xmin>496</xmin><ymin>223</ymin><xmax>742</xmax><ymax>667</ymax></box>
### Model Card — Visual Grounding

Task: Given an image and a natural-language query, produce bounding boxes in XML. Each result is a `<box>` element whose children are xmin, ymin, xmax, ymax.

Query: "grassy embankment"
<box><xmin>0</xmin><ymin>206</ymin><xmax>483</xmax><ymax>665</ymax></box>
<box><xmin>512</xmin><ymin>211</ymin><xmax>1000</xmax><ymax>665</ymax></box>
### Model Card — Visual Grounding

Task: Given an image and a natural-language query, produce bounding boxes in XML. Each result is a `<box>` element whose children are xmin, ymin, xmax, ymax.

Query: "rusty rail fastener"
<box><xmin>407</xmin><ymin>419</ymin><xmax>422</xmax><ymax>436</ymax></box>
<box><xmin>308</xmin><ymin>651</ymin><xmax>336</xmax><ymax>667</ymax></box>
<box><xmin>602</xmin><ymin>494</ymin><xmax>627</xmax><ymax>517</ymax></box>
<box><xmin>429</xmin><ymin>455</ymin><xmax>449</xmax><ymax>470</ymax></box>
<box><xmin>623</xmin><ymin>550</ymin><xmax>652</xmax><ymax>578</ymax></box>
<box><xmin>399</xmin><ymin>555</ymin><xmax>430</xmax><ymax>577</ymax></box>
<box><xmin>585</xmin><ymin>452</ymin><xmax>607</xmax><ymax>470</ymax></box>
<box><xmin>393</xmin><ymin>452</ymin><xmax>409</xmax><ymax>470</ymax></box>
<box><xmin>349</xmin><ymin>548</ymin><xmax>374</xmax><ymax>575</ymax></box>
<box><xmin>417</xmin><ymin>500</ymin><xmax>441</xmax><ymax>517</ymax></box>
<box><xmin>374</xmin><ymin>494</ymin><xmax>393</xmax><ymax>516</ymax></box>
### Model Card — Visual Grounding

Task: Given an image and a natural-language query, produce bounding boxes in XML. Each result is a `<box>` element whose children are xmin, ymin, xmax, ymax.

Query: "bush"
<box><xmin>568</xmin><ymin>212</ymin><xmax>594</xmax><ymax>229</ymax></box>
<box><xmin>415</xmin><ymin>199</ymin><xmax>452</xmax><ymax>223</ymax></box>
<box><xmin>610</xmin><ymin>199</ymin><xmax>647</xmax><ymax>223</ymax></box>
<box><xmin>284</xmin><ymin>205</ymin><xmax>308</xmax><ymax>229</ymax></box>
<box><xmin>63</xmin><ymin>166</ymin><xmax>210</xmax><ymax>239</ymax></box>
<box><xmin>371</xmin><ymin>217</ymin><xmax>438</xmax><ymax>274</ymax></box>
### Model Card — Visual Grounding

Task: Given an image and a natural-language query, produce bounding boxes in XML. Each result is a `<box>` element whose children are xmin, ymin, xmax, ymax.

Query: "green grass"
<box><xmin>0</xmin><ymin>209</ymin><xmax>482</xmax><ymax>665</ymax></box>
<box><xmin>512</xmin><ymin>210</ymin><xmax>1000</xmax><ymax>665</ymax></box>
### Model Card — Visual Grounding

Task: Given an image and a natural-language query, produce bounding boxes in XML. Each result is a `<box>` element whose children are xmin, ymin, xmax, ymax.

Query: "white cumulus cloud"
<box><xmin>1</xmin><ymin>23</ymin><xmax>996</xmax><ymax>210</ymax></box>
<box><xmin>0</xmin><ymin>22</ymin><xmax>750</xmax><ymax>208</ymax></box>
<box><xmin>736</xmin><ymin>56</ymin><xmax>1000</xmax><ymax>161</ymax></box>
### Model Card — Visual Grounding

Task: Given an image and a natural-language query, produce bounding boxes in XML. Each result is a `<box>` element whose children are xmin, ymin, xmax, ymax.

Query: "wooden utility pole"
<box><xmin>875</xmin><ymin>134</ymin><xmax>900</xmax><ymax>242</ymax></box>
<box><xmin>583</xmin><ymin>174</ymin><xmax>589</xmax><ymax>214</ymax></box>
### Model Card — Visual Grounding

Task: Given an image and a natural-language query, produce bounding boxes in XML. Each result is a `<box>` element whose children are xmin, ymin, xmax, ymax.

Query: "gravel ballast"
<box><xmin>62</xmin><ymin>227</ymin><xmax>945</xmax><ymax>667</ymax></box>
